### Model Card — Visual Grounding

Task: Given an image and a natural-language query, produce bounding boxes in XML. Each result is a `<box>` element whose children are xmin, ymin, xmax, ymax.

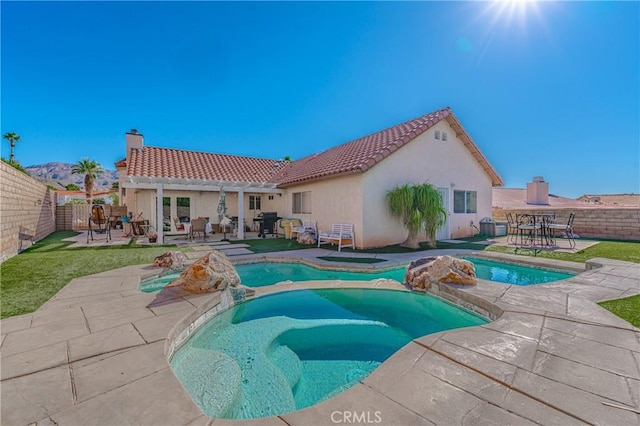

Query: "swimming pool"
<box><xmin>140</xmin><ymin>258</ymin><xmax>574</xmax><ymax>292</ymax></box>
<box><xmin>170</xmin><ymin>288</ymin><xmax>488</xmax><ymax>419</ymax></box>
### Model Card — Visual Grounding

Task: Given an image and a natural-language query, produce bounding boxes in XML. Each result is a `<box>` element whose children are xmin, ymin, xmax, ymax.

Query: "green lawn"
<box><xmin>241</xmin><ymin>237</ymin><xmax>317</xmax><ymax>253</ymax></box>
<box><xmin>598</xmin><ymin>295</ymin><xmax>640</xmax><ymax>327</ymax></box>
<box><xmin>0</xmin><ymin>232</ymin><xmax>188</xmax><ymax>318</ymax></box>
<box><xmin>486</xmin><ymin>240</ymin><xmax>640</xmax><ymax>264</ymax></box>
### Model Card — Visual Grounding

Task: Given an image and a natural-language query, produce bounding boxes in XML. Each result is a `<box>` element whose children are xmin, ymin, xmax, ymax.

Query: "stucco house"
<box><xmin>117</xmin><ymin>107</ymin><xmax>503</xmax><ymax>247</ymax></box>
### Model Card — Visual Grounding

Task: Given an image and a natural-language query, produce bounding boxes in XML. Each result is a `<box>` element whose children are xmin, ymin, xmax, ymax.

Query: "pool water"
<box><xmin>170</xmin><ymin>288</ymin><xmax>487</xmax><ymax>419</ymax></box>
<box><xmin>463</xmin><ymin>257</ymin><xmax>574</xmax><ymax>286</ymax></box>
<box><xmin>140</xmin><ymin>259</ymin><xmax>574</xmax><ymax>292</ymax></box>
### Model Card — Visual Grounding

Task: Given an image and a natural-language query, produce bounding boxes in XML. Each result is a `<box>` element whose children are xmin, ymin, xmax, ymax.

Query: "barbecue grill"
<box><xmin>257</xmin><ymin>212</ymin><xmax>281</xmax><ymax>238</ymax></box>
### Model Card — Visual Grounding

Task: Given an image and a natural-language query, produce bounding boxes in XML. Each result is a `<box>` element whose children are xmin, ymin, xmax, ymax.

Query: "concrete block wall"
<box><xmin>1</xmin><ymin>162</ymin><xmax>57</xmax><ymax>263</ymax></box>
<box><xmin>492</xmin><ymin>207</ymin><xmax>640</xmax><ymax>241</ymax></box>
<box><xmin>56</xmin><ymin>205</ymin><xmax>128</xmax><ymax>231</ymax></box>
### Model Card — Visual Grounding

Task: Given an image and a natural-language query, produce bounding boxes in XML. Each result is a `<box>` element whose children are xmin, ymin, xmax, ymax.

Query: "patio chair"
<box><xmin>516</xmin><ymin>214</ymin><xmax>540</xmax><ymax>246</ymax></box>
<box><xmin>291</xmin><ymin>220</ymin><xmax>317</xmax><ymax>239</ymax></box>
<box><xmin>318</xmin><ymin>223</ymin><xmax>354</xmax><ymax>251</ymax></box>
<box><xmin>505</xmin><ymin>213</ymin><xmax>519</xmax><ymax>244</ymax></box>
<box><xmin>190</xmin><ymin>218</ymin><xmax>207</xmax><ymax>241</ymax></box>
<box><xmin>173</xmin><ymin>217</ymin><xmax>186</xmax><ymax>232</ymax></box>
<box><xmin>547</xmin><ymin>212</ymin><xmax>576</xmax><ymax>249</ymax></box>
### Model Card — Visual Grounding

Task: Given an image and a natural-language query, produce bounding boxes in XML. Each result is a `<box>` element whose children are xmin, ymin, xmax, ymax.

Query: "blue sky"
<box><xmin>2</xmin><ymin>1</ymin><xmax>638</xmax><ymax>198</ymax></box>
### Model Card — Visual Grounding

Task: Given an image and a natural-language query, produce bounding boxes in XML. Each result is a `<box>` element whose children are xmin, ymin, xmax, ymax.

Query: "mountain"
<box><xmin>25</xmin><ymin>162</ymin><xmax>118</xmax><ymax>190</ymax></box>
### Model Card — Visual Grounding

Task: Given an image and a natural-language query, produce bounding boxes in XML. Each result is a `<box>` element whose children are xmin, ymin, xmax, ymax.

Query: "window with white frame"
<box><xmin>292</xmin><ymin>191</ymin><xmax>312</xmax><ymax>214</ymax></box>
<box><xmin>249</xmin><ymin>195</ymin><xmax>261</xmax><ymax>210</ymax></box>
<box><xmin>453</xmin><ymin>190</ymin><xmax>477</xmax><ymax>213</ymax></box>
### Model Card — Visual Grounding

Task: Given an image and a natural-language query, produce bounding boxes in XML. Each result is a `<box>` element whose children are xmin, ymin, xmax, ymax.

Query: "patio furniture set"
<box><xmin>506</xmin><ymin>212</ymin><xmax>577</xmax><ymax>250</ymax></box>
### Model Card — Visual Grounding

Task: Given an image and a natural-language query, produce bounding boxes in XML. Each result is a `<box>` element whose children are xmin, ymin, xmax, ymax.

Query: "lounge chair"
<box><xmin>87</xmin><ymin>204</ymin><xmax>111</xmax><ymax>243</ymax></box>
<box><xmin>317</xmin><ymin>223</ymin><xmax>354</xmax><ymax>251</ymax></box>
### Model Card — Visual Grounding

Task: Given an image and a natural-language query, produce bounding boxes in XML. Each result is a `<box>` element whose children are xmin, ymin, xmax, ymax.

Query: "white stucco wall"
<box><xmin>361</xmin><ymin>120</ymin><xmax>494</xmax><ymax>246</ymax></box>
<box><xmin>281</xmin><ymin>174</ymin><xmax>364</xmax><ymax>247</ymax></box>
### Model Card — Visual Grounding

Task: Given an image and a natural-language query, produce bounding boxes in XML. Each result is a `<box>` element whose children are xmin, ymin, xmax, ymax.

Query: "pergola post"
<box><xmin>156</xmin><ymin>184</ymin><xmax>164</xmax><ymax>244</ymax></box>
<box><xmin>237</xmin><ymin>187</ymin><xmax>245</xmax><ymax>240</ymax></box>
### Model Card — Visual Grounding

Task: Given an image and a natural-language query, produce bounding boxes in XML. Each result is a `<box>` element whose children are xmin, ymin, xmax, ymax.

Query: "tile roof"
<box><xmin>576</xmin><ymin>194</ymin><xmax>640</xmax><ymax>207</ymax></box>
<box><xmin>114</xmin><ymin>158</ymin><xmax>126</xmax><ymax>168</ymax></box>
<box><xmin>272</xmin><ymin>107</ymin><xmax>503</xmax><ymax>187</ymax></box>
<box><xmin>127</xmin><ymin>146</ymin><xmax>283</xmax><ymax>183</ymax></box>
<box><xmin>492</xmin><ymin>188</ymin><xmax>636</xmax><ymax>210</ymax></box>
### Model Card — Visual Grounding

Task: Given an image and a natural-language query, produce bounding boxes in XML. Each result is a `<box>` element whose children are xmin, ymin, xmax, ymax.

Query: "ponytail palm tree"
<box><xmin>71</xmin><ymin>158</ymin><xmax>104</xmax><ymax>205</ymax></box>
<box><xmin>386</xmin><ymin>183</ymin><xmax>446</xmax><ymax>249</ymax></box>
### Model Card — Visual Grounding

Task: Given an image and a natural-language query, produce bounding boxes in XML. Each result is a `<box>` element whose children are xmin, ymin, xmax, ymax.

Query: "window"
<box><xmin>292</xmin><ymin>191</ymin><xmax>312</xmax><ymax>214</ymax></box>
<box><xmin>453</xmin><ymin>190</ymin><xmax>477</xmax><ymax>213</ymax></box>
<box><xmin>435</xmin><ymin>130</ymin><xmax>441</xmax><ymax>140</ymax></box>
<box><xmin>162</xmin><ymin>197</ymin><xmax>171</xmax><ymax>232</ymax></box>
<box><xmin>249</xmin><ymin>195</ymin><xmax>261</xmax><ymax>210</ymax></box>
<box><xmin>176</xmin><ymin>197</ymin><xmax>191</xmax><ymax>222</ymax></box>
<box><xmin>442</xmin><ymin>131</ymin><xmax>448</xmax><ymax>141</ymax></box>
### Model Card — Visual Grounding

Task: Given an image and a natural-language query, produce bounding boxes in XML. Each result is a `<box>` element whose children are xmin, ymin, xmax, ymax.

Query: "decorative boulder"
<box><xmin>405</xmin><ymin>255</ymin><xmax>477</xmax><ymax>290</ymax></box>
<box><xmin>167</xmin><ymin>250</ymin><xmax>240</xmax><ymax>293</ymax></box>
<box><xmin>297</xmin><ymin>232</ymin><xmax>316</xmax><ymax>245</ymax></box>
<box><xmin>153</xmin><ymin>251</ymin><xmax>188</xmax><ymax>269</ymax></box>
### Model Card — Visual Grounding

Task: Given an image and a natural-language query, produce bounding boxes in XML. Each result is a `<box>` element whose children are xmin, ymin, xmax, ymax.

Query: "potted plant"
<box><xmin>148</xmin><ymin>231</ymin><xmax>157</xmax><ymax>243</ymax></box>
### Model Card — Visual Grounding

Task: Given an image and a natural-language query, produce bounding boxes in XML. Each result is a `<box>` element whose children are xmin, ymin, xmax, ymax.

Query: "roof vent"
<box><xmin>130</xmin><ymin>129</ymin><xmax>139</xmax><ymax>134</ymax></box>
<box><xmin>533</xmin><ymin>176</ymin><xmax>545</xmax><ymax>182</ymax></box>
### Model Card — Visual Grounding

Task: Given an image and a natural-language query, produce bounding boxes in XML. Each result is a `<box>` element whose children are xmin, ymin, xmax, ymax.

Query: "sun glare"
<box><xmin>489</xmin><ymin>0</ymin><xmax>541</xmax><ymax>27</ymax></box>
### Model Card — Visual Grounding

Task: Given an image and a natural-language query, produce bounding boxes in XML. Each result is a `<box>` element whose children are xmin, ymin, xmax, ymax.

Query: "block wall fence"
<box><xmin>492</xmin><ymin>207</ymin><xmax>640</xmax><ymax>241</ymax></box>
<box><xmin>0</xmin><ymin>162</ymin><xmax>57</xmax><ymax>263</ymax></box>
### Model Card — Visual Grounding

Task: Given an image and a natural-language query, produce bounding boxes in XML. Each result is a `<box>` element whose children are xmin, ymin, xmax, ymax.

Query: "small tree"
<box><xmin>3</xmin><ymin>132</ymin><xmax>21</xmax><ymax>161</ymax></box>
<box><xmin>93</xmin><ymin>198</ymin><xmax>106</xmax><ymax>204</ymax></box>
<box><xmin>111</xmin><ymin>181</ymin><xmax>119</xmax><ymax>189</ymax></box>
<box><xmin>386</xmin><ymin>183</ymin><xmax>446</xmax><ymax>249</ymax></box>
<box><xmin>65</xmin><ymin>183</ymin><xmax>81</xmax><ymax>191</ymax></box>
<box><xmin>71</xmin><ymin>158</ymin><xmax>104</xmax><ymax>205</ymax></box>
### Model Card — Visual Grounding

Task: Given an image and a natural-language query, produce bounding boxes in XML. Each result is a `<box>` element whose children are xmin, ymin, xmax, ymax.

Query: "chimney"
<box><xmin>125</xmin><ymin>129</ymin><xmax>143</xmax><ymax>168</ymax></box>
<box><xmin>526</xmin><ymin>176</ymin><xmax>549</xmax><ymax>205</ymax></box>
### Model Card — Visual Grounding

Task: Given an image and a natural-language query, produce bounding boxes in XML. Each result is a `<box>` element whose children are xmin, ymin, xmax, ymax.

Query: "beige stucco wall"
<box><xmin>281</xmin><ymin>174</ymin><xmax>364</xmax><ymax>247</ymax></box>
<box><xmin>360</xmin><ymin>120</ymin><xmax>494</xmax><ymax>245</ymax></box>
<box><xmin>1</xmin><ymin>162</ymin><xmax>57</xmax><ymax>263</ymax></box>
<box><xmin>493</xmin><ymin>207</ymin><xmax>640</xmax><ymax>241</ymax></box>
<box><xmin>130</xmin><ymin>189</ymin><xmax>284</xmax><ymax>232</ymax></box>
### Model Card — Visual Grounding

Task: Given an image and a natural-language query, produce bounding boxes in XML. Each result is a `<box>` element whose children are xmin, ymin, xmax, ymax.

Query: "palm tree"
<box><xmin>71</xmin><ymin>158</ymin><xmax>104</xmax><ymax>205</ymax></box>
<box><xmin>386</xmin><ymin>183</ymin><xmax>447</xmax><ymax>249</ymax></box>
<box><xmin>3</xmin><ymin>132</ymin><xmax>21</xmax><ymax>161</ymax></box>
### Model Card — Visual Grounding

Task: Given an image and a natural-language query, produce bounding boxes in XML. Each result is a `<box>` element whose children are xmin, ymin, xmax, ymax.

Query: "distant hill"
<box><xmin>25</xmin><ymin>162</ymin><xmax>118</xmax><ymax>190</ymax></box>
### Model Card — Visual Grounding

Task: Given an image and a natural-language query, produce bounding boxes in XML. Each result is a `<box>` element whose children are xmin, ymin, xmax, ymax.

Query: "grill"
<box><xmin>257</xmin><ymin>212</ymin><xmax>281</xmax><ymax>238</ymax></box>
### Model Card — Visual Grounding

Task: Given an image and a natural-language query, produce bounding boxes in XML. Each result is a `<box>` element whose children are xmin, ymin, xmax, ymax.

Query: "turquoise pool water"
<box><xmin>140</xmin><ymin>259</ymin><xmax>574</xmax><ymax>292</ymax></box>
<box><xmin>170</xmin><ymin>288</ymin><xmax>488</xmax><ymax>419</ymax></box>
<box><xmin>463</xmin><ymin>257</ymin><xmax>574</xmax><ymax>286</ymax></box>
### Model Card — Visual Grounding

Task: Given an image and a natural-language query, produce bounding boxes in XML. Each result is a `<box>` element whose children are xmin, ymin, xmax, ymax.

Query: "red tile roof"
<box><xmin>272</xmin><ymin>107</ymin><xmax>503</xmax><ymax>187</ymax></box>
<box><xmin>123</xmin><ymin>107</ymin><xmax>502</xmax><ymax>188</ymax></box>
<box><xmin>492</xmin><ymin>188</ymin><xmax>632</xmax><ymax>210</ymax></box>
<box><xmin>128</xmin><ymin>146</ymin><xmax>283</xmax><ymax>183</ymax></box>
<box><xmin>114</xmin><ymin>158</ymin><xmax>126</xmax><ymax>168</ymax></box>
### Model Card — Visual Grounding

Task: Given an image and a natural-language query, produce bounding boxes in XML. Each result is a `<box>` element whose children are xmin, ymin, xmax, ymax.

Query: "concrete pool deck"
<box><xmin>1</xmin><ymin>250</ymin><xmax>638</xmax><ymax>425</ymax></box>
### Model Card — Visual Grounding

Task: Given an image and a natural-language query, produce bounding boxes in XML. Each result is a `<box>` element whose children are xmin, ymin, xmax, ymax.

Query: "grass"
<box><xmin>486</xmin><ymin>240</ymin><xmax>640</xmax><ymax>264</ymax></box>
<box><xmin>0</xmin><ymin>232</ymin><xmax>188</xmax><ymax>318</ymax></box>
<box><xmin>598</xmin><ymin>295</ymin><xmax>640</xmax><ymax>327</ymax></box>
<box><xmin>317</xmin><ymin>256</ymin><xmax>386</xmax><ymax>264</ymax></box>
<box><xmin>241</xmin><ymin>237</ymin><xmax>317</xmax><ymax>253</ymax></box>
